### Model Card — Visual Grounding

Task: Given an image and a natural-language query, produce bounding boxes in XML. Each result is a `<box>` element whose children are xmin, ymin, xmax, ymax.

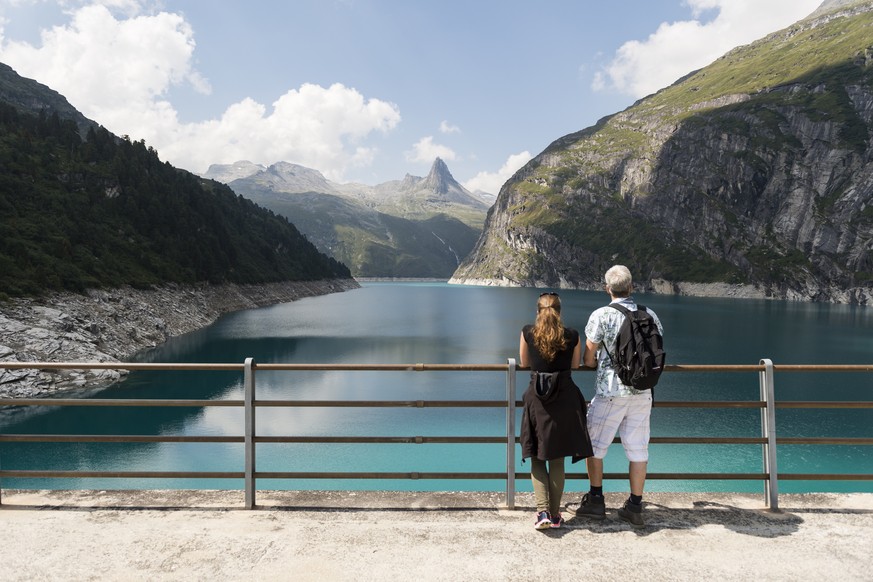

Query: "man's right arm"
<box><xmin>583</xmin><ymin>309</ymin><xmax>602</xmax><ymax>369</ymax></box>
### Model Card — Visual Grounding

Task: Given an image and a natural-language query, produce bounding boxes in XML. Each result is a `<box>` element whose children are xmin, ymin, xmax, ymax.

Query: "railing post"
<box><xmin>759</xmin><ymin>358</ymin><xmax>779</xmax><ymax>511</ymax></box>
<box><xmin>244</xmin><ymin>357</ymin><xmax>256</xmax><ymax>509</ymax></box>
<box><xmin>506</xmin><ymin>358</ymin><xmax>517</xmax><ymax>510</ymax></box>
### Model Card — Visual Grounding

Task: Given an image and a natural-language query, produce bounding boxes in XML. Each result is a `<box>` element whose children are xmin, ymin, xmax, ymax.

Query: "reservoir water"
<box><xmin>1</xmin><ymin>282</ymin><xmax>871</xmax><ymax>494</ymax></box>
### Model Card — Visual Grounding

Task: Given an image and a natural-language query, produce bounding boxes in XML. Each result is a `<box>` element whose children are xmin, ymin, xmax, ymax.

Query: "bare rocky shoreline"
<box><xmin>448</xmin><ymin>276</ymin><xmax>873</xmax><ymax>305</ymax></box>
<box><xmin>0</xmin><ymin>279</ymin><xmax>359</xmax><ymax>399</ymax></box>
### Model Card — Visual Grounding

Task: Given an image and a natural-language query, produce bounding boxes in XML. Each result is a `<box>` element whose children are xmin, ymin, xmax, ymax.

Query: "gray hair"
<box><xmin>605</xmin><ymin>265</ymin><xmax>632</xmax><ymax>297</ymax></box>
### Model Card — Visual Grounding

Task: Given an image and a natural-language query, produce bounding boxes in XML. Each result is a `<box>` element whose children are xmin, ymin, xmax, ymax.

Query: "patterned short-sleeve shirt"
<box><xmin>584</xmin><ymin>297</ymin><xmax>664</xmax><ymax>398</ymax></box>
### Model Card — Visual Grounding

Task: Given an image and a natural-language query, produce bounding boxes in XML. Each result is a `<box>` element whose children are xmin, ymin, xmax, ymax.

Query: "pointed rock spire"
<box><xmin>422</xmin><ymin>157</ymin><xmax>457</xmax><ymax>194</ymax></box>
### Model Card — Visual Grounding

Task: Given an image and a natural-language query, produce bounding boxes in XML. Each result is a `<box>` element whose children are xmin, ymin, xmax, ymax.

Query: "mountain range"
<box><xmin>451</xmin><ymin>0</ymin><xmax>873</xmax><ymax>304</ymax></box>
<box><xmin>4</xmin><ymin>0</ymin><xmax>869</xmax><ymax>304</ymax></box>
<box><xmin>204</xmin><ymin>158</ymin><xmax>491</xmax><ymax>278</ymax></box>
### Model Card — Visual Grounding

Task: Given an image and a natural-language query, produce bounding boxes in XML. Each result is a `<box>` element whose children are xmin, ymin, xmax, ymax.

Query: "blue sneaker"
<box><xmin>534</xmin><ymin>510</ymin><xmax>552</xmax><ymax>530</ymax></box>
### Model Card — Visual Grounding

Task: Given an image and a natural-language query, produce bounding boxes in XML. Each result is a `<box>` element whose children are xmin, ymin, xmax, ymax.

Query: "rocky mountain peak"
<box><xmin>202</xmin><ymin>160</ymin><xmax>265</xmax><ymax>183</ymax></box>
<box><xmin>421</xmin><ymin>157</ymin><xmax>457</xmax><ymax>194</ymax></box>
<box><xmin>269</xmin><ymin>162</ymin><xmax>338</xmax><ymax>193</ymax></box>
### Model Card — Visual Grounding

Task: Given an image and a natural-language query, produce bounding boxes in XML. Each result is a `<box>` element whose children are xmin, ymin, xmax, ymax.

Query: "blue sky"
<box><xmin>0</xmin><ymin>0</ymin><xmax>822</xmax><ymax>193</ymax></box>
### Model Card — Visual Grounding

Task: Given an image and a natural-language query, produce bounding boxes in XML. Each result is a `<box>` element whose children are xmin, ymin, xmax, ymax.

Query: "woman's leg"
<box><xmin>530</xmin><ymin>457</ymin><xmax>550</xmax><ymax>512</ymax></box>
<box><xmin>547</xmin><ymin>458</ymin><xmax>566</xmax><ymax>516</ymax></box>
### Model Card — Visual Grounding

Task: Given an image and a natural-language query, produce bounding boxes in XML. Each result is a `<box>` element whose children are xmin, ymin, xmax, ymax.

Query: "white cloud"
<box><xmin>1</xmin><ymin>4</ymin><xmax>208</xmax><ymax>114</ymax></box>
<box><xmin>594</xmin><ymin>0</ymin><xmax>822</xmax><ymax>98</ymax></box>
<box><xmin>463</xmin><ymin>151</ymin><xmax>531</xmax><ymax>195</ymax></box>
<box><xmin>405</xmin><ymin>136</ymin><xmax>457</xmax><ymax>164</ymax></box>
<box><xmin>163</xmin><ymin>83</ymin><xmax>401</xmax><ymax>178</ymax></box>
<box><xmin>439</xmin><ymin>120</ymin><xmax>460</xmax><ymax>134</ymax></box>
<box><xmin>0</xmin><ymin>2</ymin><xmax>401</xmax><ymax>179</ymax></box>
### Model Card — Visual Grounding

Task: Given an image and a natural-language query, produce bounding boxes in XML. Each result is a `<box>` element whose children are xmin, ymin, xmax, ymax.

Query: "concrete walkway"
<box><xmin>1</xmin><ymin>489</ymin><xmax>872</xmax><ymax>581</ymax></box>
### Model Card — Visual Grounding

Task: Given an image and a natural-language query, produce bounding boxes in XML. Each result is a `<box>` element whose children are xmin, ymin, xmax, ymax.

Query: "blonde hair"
<box><xmin>532</xmin><ymin>293</ymin><xmax>567</xmax><ymax>362</ymax></box>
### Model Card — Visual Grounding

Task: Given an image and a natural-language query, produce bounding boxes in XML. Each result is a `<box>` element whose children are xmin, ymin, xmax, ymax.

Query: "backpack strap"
<box><xmin>603</xmin><ymin>303</ymin><xmax>631</xmax><ymax>364</ymax></box>
<box><xmin>608</xmin><ymin>303</ymin><xmax>632</xmax><ymax>317</ymax></box>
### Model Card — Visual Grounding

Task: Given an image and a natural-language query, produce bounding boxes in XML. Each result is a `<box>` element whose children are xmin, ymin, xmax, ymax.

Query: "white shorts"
<box><xmin>587</xmin><ymin>392</ymin><xmax>653</xmax><ymax>462</ymax></box>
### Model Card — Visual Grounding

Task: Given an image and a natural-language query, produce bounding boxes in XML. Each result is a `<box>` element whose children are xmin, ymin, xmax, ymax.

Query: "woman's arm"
<box><xmin>519</xmin><ymin>331</ymin><xmax>530</xmax><ymax>368</ymax></box>
<box><xmin>571</xmin><ymin>336</ymin><xmax>582</xmax><ymax>369</ymax></box>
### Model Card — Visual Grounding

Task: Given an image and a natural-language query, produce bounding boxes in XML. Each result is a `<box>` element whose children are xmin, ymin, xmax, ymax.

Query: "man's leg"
<box><xmin>629</xmin><ymin>460</ymin><xmax>647</xmax><ymax>496</ymax></box>
<box><xmin>576</xmin><ymin>396</ymin><xmax>618</xmax><ymax>519</ymax></box>
<box><xmin>617</xmin><ymin>393</ymin><xmax>652</xmax><ymax>528</ymax></box>
<box><xmin>618</xmin><ymin>393</ymin><xmax>652</xmax><ymax>496</ymax></box>
<box><xmin>576</xmin><ymin>456</ymin><xmax>606</xmax><ymax>519</ymax></box>
<box><xmin>586</xmin><ymin>456</ymin><xmax>604</xmax><ymax>488</ymax></box>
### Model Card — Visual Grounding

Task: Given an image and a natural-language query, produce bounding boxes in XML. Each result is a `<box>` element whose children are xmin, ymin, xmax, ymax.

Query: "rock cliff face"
<box><xmin>451</xmin><ymin>1</ymin><xmax>873</xmax><ymax>304</ymax></box>
<box><xmin>0</xmin><ymin>279</ymin><xmax>359</xmax><ymax>399</ymax></box>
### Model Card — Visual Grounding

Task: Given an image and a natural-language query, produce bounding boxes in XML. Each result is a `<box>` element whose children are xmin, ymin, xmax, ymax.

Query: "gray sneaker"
<box><xmin>618</xmin><ymin>500</ymin><xmax>645</xmax><ymax>528</ymax></box>
<box><xmin>575</xmin><ymin>493</ymin><xmax>606</xmax><ymax>520</ymax></box>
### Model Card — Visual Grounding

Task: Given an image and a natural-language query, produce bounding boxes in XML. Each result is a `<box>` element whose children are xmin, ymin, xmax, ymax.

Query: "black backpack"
<box><xmin>604</xmin><ymin>304</ymin><xmax>666</xmax><ymax>392</ymax></box>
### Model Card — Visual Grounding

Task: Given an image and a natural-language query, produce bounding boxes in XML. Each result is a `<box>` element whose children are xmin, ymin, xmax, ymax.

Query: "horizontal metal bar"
<box><xmin>775</xmin><ymin>402</ymin><xmax>873</xmax><ymax>409</ymax></box>
<box><xmin>778</xmin><ymin>474</ymin><xmax>873</xmax><ymax>480</ymax></box>
<box><xmin>563</xmin><ymin>472</ymin><xmax>770</xmax><ymax>480</ymax></box>
<box><xmin>255</xmin><ymin>436</ymin><xmax>504</xmax><ymax>444</ymax></box>
<box><xmin>653</xmin><ymin>401</ymin><xmax>765</xmax><ymax>408</ymax></box>
<box><xmin>663</xmin><ymin>365</ymin><xmax>764</xmax><ymax>372</ymax></box>
<box><xmin>0</xmin><ymin>435</ymin><xmax>243</xmax><ymax>443</ymax></box>
<box><xmin>5</xmin><ymin>400</ymin><xmax>868</xmax><ymax>411</ymax></box>
<box><xmin>0</xmin><ymin>399</ymin><xmax>242</xmax><ymax>407</ymax></box>
<box><xmin>3</xmin><ymin>470</ymin><xmax>867</xmax><ymax>481</ymax></box>
<box><xmin>0</xmin><ymin>362</ymin><xmax>243</xmax><ymax>371</ymax></box>
<box><xmin>256</xmin><ymin>471</ymin><xmax>773</xmax><ymax>481</ymax></box>
<box><xmin>256</xmin><ymin>471</ymin><xmax>508</xmax><ymax>480</ymax></box>
<box><xmin>649</xmin><ymin>437</ymin><xmax>767</xmax><ymax>444</ymax></box>
<box><xmin>0</xmin><ymin>471</ymin><xmax>244</xmax><ymax>479</ymax></box>
<box><xmin>255</xmin><ymin>363</ymin><xmax>510</xmax><ymax>372</ymax></box>
<box><xmin>772</xmin><ymin>365</ymin><xmax>873</xmax><ymax>372</ymax></box>
<box><xmin>0</xmin><ymin>435</ymin><xmax>777</xmax><ymax>445</ymax></box>
<box><xmin>0</xmin><ymin>399</ymin><xmax>780</xmax><ymax>409</ymax></box>
<box><xmin>253</xmin><ymin>400</ymin><xmax>506</xmax><ymax>408</ymax></box>
<box><xmin>775</xmin><ymin>438</ymin><xmax>873</xmax><ymax>445</ymax></box>
<box><xmin>2</xmin><ymin>362</ymin><xmax>871</xmax><ymax>373</ymax></box>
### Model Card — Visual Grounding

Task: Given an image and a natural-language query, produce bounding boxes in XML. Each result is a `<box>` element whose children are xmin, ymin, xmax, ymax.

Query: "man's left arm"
<box><xmin>583</xmin><ymin>338</ymin><xmax>599</xmax><ymax>368</ymax></box>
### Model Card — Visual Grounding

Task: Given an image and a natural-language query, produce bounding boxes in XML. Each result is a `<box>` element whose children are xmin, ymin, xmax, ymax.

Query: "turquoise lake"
<box><xmin>1</xmin><ymin>282</ymin><xmax>871</xmax><ymax>494</ymax></box>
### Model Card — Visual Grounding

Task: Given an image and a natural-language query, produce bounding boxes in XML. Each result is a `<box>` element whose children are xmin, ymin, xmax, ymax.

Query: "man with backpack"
<box><xmin>574</xmin><ymin>265</ymin><xmax>665</xmax><ymax>528</ymax></box>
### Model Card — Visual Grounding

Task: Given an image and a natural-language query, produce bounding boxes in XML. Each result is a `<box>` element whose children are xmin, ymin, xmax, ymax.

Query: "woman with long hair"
<box><xmin>519</xmin><ymin>292</ymin><xmax>593</xmax><ymax>529</ymax></box>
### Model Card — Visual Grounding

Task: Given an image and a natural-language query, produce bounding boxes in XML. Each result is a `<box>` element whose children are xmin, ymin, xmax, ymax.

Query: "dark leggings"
<box><xmin>530</xmin><ymin>457</ymin><xmax>565</xmax><ymax>515</ymax></box>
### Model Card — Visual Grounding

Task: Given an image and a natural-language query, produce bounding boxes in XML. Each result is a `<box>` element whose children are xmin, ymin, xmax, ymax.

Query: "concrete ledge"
<box><xmin>1</xmin><ymin>490</ymin><xmax>871</xmax><ymax>581</ymax></box>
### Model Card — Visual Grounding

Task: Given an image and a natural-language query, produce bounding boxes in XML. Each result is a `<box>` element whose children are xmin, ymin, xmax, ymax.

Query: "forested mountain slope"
<box><xmin>0</xmin><ymin>65</ymin><xmax>350</xmax><ymax>299</ymax></box>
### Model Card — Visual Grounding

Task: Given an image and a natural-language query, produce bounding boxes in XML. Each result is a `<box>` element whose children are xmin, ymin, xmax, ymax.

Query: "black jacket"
<box><xmin>520</xmin><ymin>369</ymin><xmax>594</xmax><ymax>462</ymax></box>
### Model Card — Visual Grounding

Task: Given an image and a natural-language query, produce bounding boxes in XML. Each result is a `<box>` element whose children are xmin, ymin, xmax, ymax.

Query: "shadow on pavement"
<box><xmin>560</xmin><ymin>498</ymin><xmax>803</xmax><ymax>538</ymax></box>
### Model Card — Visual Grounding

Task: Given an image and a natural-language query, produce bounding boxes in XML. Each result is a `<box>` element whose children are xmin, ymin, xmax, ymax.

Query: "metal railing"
<box><xmin>1</xmin><ymin>359</ymin><xmax>871</xmax><ymax>510</ymax></box>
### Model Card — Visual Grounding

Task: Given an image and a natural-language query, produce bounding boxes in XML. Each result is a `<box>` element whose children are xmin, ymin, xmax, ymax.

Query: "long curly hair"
<box><xmin>532</xmin><ymin>293</ymin><xmax>567</xmax><ymax>362</ymax></box>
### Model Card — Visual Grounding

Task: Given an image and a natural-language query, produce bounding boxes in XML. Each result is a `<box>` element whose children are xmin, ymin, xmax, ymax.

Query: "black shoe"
<box><xmin>575</xmin><ymin>493</ymin><xmax>606</xmax><ymax>520</ymax></box>
<box><xmin>618</xmin><ymin>499</ymin><xmax>645</xmax><ymax>528</ymax></box>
